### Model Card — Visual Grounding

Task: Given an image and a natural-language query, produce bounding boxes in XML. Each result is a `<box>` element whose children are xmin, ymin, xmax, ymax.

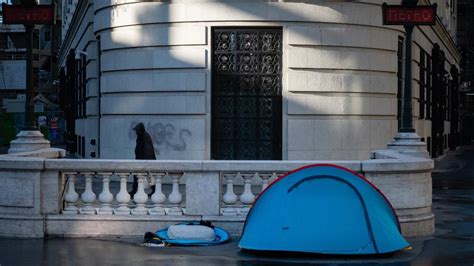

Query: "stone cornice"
<box><xmin>58</xmin><ymin>0</ymin><xmax>90</xmax><ymax>67</ymax></box>
<box><xmin>420</xmin><ymin>0</ymin><xmax>461</xmax><ymax>63</ymax></box>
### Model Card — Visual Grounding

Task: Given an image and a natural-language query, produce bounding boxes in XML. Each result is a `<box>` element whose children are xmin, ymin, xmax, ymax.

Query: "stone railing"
<box><xmin>62</xmin><ymin>172</ymin><xmax>186</xmax><ymax>216</ymax></box>
<box><xmin>0</xmin><ymin>148</ymin><xmax>434</xmax><ymax>238</ymax></box>
<box><xmin>60</xmin><ymin>170</ymin><xmax>287</xmax><ymax>217</ymax></box>
<box><xmin>220</xmin><ymin>172</ymin><xmax>285</xmax><ymax>216</ymax></box>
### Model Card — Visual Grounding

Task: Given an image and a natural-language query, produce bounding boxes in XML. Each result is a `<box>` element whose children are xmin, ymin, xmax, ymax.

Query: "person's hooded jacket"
<box><xmin>133</xmin><ymin>123</ymin><xmax>156</xmax><ymax>160</ymax></box>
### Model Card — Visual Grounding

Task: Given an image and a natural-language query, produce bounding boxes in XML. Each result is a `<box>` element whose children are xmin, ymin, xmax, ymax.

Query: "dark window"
<box><xmin>75</xmin><ymin>54</ymin><xmax>87</xmax><ymax>119</ymax></box>
<box><xmin>0</xmin><ymin>34</ymin><xmax>7</xmax><ymax>49</ymax></box>
<box><xmin>44</xmin><ymin>30</ymin><xmax>51</xmax><ymax>42</ymax></box>
<box><xmin>419</xmin><ymin>50</ymin><xmax>426</xmax><ymax>119</ymax></box>
<box><xmin>77</xmin><ymin>135</ymin><xmax>81</xmax><ymax>156</ymax></box>
<box><xmin>397</xmin><ymin>36</ymin><xmax>404</xmax><ymax>130</ymax></box>
<box><xmin>211</xmin><ymin>27</ymin><xmax>283</xmax><ymax>160</ymax></box>
<box><xmin>426</xmin><ymin>55</ymin><xmax>432</xmax><ymax>119</ymax></box>
<box><xmin>447</xmin><ymin>78</ymin><xmax>451</xmax><ymax>121</ymax></box>
<box><xmin>427</xmin><ymin>137</ymin><xmax>431</xmax><ymax>153</ymax></box>
<box><xmin>441</xmin><ymin>70</ymin><xmax>447</xmax><ymax>121</ymax></box>
<box><xmin>63</xmin><ymin>51</ymin><xmax>77</xmax><ymax>154</ymax></box>
<box><xmin>81</xmin><ymin>136</ymin><xmax>86</xmax><ymax>157</ymax></box>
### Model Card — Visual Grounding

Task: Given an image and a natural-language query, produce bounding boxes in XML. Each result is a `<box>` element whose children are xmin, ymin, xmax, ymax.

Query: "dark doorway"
<box><xmin>211</xmin><ymin>28</ymin><xmax>282</xmax><ymax>160</ymax></box>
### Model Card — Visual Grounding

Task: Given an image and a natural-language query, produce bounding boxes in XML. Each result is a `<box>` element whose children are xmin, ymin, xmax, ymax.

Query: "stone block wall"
<box><xmin>57</xmin><ymin>0</ymin><xmax>460</xmax><ymax>160</ymax></box>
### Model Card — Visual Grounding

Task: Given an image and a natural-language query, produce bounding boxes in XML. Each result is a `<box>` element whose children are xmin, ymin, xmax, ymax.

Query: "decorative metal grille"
<box><xmin>211</xmin><ymin>28</ymin><xmax>282</xmax><ymax>160</ymax></box>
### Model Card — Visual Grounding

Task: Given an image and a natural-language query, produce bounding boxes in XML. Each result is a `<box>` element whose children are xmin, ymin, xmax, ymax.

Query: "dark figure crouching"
<box><xmin>130</xmin><ymin>123</ymin><xmax>157</xmax><ymax>197</ymax></box>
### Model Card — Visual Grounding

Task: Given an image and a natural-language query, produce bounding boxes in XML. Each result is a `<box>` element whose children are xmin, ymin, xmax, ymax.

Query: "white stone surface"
<box><xmin>101</xmin><ymin>48</ymin><xmax>207</xmax><ymax>71</ymax></box>
<box><xmin>99</xmin><ymin>117</ymin><xmax>206</xmax><ymax>160</ymax></box>
<box><xmin>185</xmin><ymin>172</ymin><xmax>220</xmax><ymax>216</ymax></box>
<box><xmin>287</xmin><ymin>118</ymin><xmax>395</xmax><ymax>160</ymax></box>
<box><xmin>287</xmin><ymin>94</ymin><xmax>396</xmax><ymax>116</ymax></box>
<box><xmin>102</xmin><ymin>25</ymin><xmax>207</xmax><ymax>50</ymax></box>
<box><xmin>387</xmin><ymin>133</ymin><xmax>430</xmax><ymax>158</ymax></box>
<box><xmin>288</xmin><ymin>25</ymin><xmax>397</xmax><ymax>51</ymax></box>
<box><xmin>101</xmin><ymin>71</ymin><xmax>206</xmax><ymax>93</ymax></box>
<box><xmin>313</xmin><ymin>119</ymin><xmax>342</xmax><ymax>151</ymax></box>
<box><xmin>0</xmin><ymin>175</ymin><xmax>34</xmax><ymax>208</ymax></box>
<box><xmin>8</xmin><ymin>130</ymin><xmax>51</xmax><ymax>154</ymax></box>
<box><xmin>101</xmin><ymin>95</ymin><xmax>206</xmax><ymax>115</ymax></box>
<box><xmin>86</xmin><ymin>79</ymin><xmax>99</xmax><ymax>97</ymax></box>
<box><xmin>0</xmin><ymin>215</ymin><xmax>44</xmax><ymax>238</ymax></box>
<box><xmin>288</xmin><ymin>47</ymin><xmax>397</xmax><ymax>72</ymax></box>
<box><xmin>59</xmin><ymin>0</ymin><xmax>459</xmax><ymax>161</ymax></box>
<box><xmin>40</xmin><ymin>171</ymin><xmax>62</xmax><ymax>214</ymax></box>
<box><xmin>287</xmin><ymin>119</ymin><xmax>314</xmax><ymax>151</ymax></box>
<box><xmin>288</xmin><ymin>70</ymin><xmax>397</xmax><ymax>94</ymax></box>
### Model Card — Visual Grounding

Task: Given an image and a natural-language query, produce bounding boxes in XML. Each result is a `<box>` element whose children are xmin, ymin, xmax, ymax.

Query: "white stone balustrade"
<box><xmin>115</xmin><ymin>172</ymin><xmax>131</xmax><ymax>215</ymax></box>
<box><xmin>167</xmin><ymin>173</ymin><xmax>184</xmax><ymax>215</ymax></box>
<box><xmin>63</xmin><ymin>172</ymin><xmax>79</xmax><ymax>214</ymax></box>
<box><xmin>220</xmin><ymin>171</ymin><xmax>286</xmax><ymax>216</ymax></box>
<box><xmin>222</xmin><ymin>173</ymin><xmax>238</xmax><ymax>216</ymax></box>
<box><xmin>131</xmin><ymin>173</ymin><xmax>148</xmax><ymax>215</ymax></box>
<box><xmin>61</xmin><ymin>168</ymin><xmax>286</xmax><ymax>217</ymax></box>
<box><xmin>0</xmin><ymin>155</ymin><xmax>434</xmax><ymax>238</ymax></box>
<box><xmin>58</xmin><ymin>170</ymin><xmax>187</xmax><ymax>216</ymax></box>
<box><xmin>80</xmin><ymin>172</ymin><xmax>97</xmax><ymax>215</ymax></box>
<box><xmin>98</xmin><ymin>172</ymin><xmax>114</xmax><ymax>215</ymax></box>
<box><xmin>149</xmin><ymin>172</ymin><xmax>166</xmax><ymax>215</ymax></box>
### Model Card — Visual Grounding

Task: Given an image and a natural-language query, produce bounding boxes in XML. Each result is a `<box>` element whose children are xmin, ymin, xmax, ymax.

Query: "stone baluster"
<box><xmin>131</xmin><ymin>173</ymin><xmax>148</xmax><ymax>215</ymax></box>
<box><xmin>260</xmin><ymin>173</ymin><xmax>272</xmax><ymax>191</ymax></box>
<box><xmin>98</xmin><ymin>172</ymin><xmax>114</xmax><ymax>215</ymax></box>
<box><xmin>80</xmin><ymin>172</ymin><xmax>97</xmax><ymax>214</ymax></box>
<box><xmin>240</xmin><ymin>173</ymin><xmax>255</xmax><ymax>205</ymax></box>
<box><xmin>167</xmin><ymin>172</ymin><xmax>183</xmax><ymax>215</ymax></box>
<box><xmin>149</xmin><ymin>172</ymin><xmax>166</xmax><ymax>215</ymax></box>
<box><xmin>221</xmin><ymin>173</ymin><xmax>238</xmax><ymax>215</ymax></box>
<box><xmin>271</xmin><ymin>172</ymin><xmax>279</xmax><ymax>183</ymax></box>
<box><xmin>114</xmin><ymin>172</ymin><xmax>131</xmax><ymax>215</ymax></box>
<box><xmin>63</xmin><ymin>172</ymin><xmax>79</xmax><ymax>214</ymax></box>
<box><xmin>239</xmin><ymin>173</ymin><xmax>255</xmax><ymax>216</ymax></box>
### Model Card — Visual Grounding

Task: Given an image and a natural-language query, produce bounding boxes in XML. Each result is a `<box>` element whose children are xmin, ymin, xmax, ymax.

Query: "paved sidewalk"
<box><xmin>432</xmin><ymin>144</ymin><xmax>473</xmax><ymax>173</ymax></box>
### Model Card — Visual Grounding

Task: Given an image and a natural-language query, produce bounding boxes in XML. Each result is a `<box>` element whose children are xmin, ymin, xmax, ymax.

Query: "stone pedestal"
<box><xmin>387</xmin><ymin>132</ymin><xmax>430</xmax><ymax>158</ymax></box>
<box><xmin>8</xmin><ymin>130</ymin><xmax>50</xmax><ymax>154</ymax></box>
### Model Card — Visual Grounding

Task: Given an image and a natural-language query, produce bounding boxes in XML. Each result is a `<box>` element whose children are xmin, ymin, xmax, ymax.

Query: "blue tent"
<box><xmin>238</xmin><ymin>164</ymin><xmax>409</xmax><ymax>255</ymax></box>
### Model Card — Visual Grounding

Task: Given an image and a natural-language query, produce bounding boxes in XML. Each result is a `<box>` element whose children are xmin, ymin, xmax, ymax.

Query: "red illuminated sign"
<box><xmin>382</xmin><ymin>3</ymin><xmax>437</xmax><ymax>25</ymax></box>
<box><xmin>2</xmin><ymin>4</ymin><xmax>53</xmax><ymax>25</ymax></box>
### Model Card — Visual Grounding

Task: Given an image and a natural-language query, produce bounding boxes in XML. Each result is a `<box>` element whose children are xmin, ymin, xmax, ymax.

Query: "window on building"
<box><xmin>75</xmin><ymin>54</ymin><xmax>86</xmax><ymax>119</ymax></box>
<box><xmin>397</xmin><ymin>36</ymin><xmax>404</xmax><ymax>130</ymax></box>
<box><xmin>447</xmin><ymin>79</ymin><xmax>451</xmax><ymax>121</ymax></box>
<box><xmin>419</xmin><ymin>50</ymin><xmax>427</xmax><ymax>119</ymax></box>
<box><xmin>426</xmin><ymin>55</ymin><xmax>432</xmax><ymax>119</ymax></box>
<box><xmin>0</xmin><ymin>34</ymin><xmax>7</xmax><ymax>49</ymax></box>
<box><xmin>64</xmin><ymin>51</ymin><xmax>77</xmax><ymax>154</ymax></box>
<box><xmin>441</xmin><ymin>70</ymin><xmax>447</xmax><ymax>121</ymax></box>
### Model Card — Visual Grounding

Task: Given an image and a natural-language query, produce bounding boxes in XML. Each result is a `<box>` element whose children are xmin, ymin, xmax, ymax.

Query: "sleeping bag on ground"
<box><xmin>238</xmin><ymin>164</ymin><xmax>409</xmax><ymax>255</ymax></box>
<box><xmin>154</xmin><ymin>221</ymin><xmax>230</xmax><ymax>246</ymax></box>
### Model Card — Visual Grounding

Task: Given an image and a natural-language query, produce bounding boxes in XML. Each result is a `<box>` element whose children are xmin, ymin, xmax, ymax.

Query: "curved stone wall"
<box><xmin>90</xmin><ymin>1</ymin><xmax>412</xmax><ymax>160</ymax></box>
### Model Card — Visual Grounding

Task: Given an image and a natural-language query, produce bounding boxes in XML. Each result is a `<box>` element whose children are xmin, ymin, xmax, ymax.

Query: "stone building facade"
<box><xmin>58</xmin><ymin>0</ymin><xmax>461</xmax><ymax>160</ymax></box>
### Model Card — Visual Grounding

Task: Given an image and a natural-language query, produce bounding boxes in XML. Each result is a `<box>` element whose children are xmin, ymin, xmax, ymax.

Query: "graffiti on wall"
<box><xmin>129</xmin><ymin>122</ymin><xmax>192</xmax><ymax>152</ymax></box>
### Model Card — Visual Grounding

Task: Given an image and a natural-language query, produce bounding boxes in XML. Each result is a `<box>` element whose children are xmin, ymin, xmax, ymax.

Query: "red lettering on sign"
<box><xmin>383</xmin><ymin>5</ymin><xmax>436</xmax><ymax>25</ymax></box>
<box><xmin>2</xmin><ymin>4</ymin><xmax>53</xmax><ymax>25</ymax></box>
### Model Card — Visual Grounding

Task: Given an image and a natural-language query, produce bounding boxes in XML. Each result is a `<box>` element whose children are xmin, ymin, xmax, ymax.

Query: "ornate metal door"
<box><xmin>211</xmin><ymin>28</ymin><xmax>282</xmax><ymax>160</ymax></box>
